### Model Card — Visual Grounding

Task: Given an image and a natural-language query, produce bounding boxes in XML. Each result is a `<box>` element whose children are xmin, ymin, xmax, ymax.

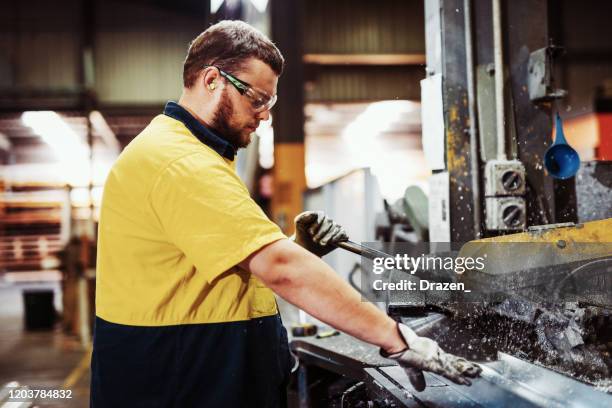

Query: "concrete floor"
<box><xmin>0</xmin><ymin>284</ymin><xmax>90</xmax><ymax>407</ymax></box>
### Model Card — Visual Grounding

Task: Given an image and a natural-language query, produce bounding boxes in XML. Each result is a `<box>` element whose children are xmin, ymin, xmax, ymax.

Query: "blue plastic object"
<box><xmin>544</xmin><ymin>113</ymin><xmax>580</xmax><ymax>179</ymax></box>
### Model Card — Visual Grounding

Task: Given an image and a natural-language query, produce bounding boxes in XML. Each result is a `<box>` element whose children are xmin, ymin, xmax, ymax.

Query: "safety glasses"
<box><xmin>205</xmin><ymin>65</ymin><xmax>277</xmax><ymax>113</ymax></box>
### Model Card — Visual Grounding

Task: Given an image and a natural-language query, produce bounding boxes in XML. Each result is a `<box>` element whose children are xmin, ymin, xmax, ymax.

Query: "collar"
<box><xmin>163</xmin><ymin>101</ymin><xmax>236</xmax><ymax>160</ymax></box>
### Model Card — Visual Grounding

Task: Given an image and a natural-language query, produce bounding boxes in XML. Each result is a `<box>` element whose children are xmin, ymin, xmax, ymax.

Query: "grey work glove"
<box><xmin>291</xmin><ymin>211</ymin><xmax>348</xmax><ymax>257</ymax></box>
<box><xmin>382</xmin><ymin>323</ymin><xmax>482</xmax><ymax>392</ymax></box>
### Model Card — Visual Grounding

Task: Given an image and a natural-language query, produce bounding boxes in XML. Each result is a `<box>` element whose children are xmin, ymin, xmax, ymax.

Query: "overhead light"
<box><xmin>339</xmin><ymin>101</ymin><xmax>427</xmax><ymax>199</ymax></box>
<box><xmin>250</xmin><ymin>0</ymin><xmax>269</xmax><ymax>12</ymax></box>
<box><xmin>211</xmin><ymin>0</ymin><xmax>268</xmax><ymax>16</ymax></box>
<box><xmin>21</xmin><ymin>111</ymin><xmax>90</xmax><ymax>185</ymax></box>
<box><xmin>210</xmin><ymin>0</ymin><xmax>224</xmax><ymax>13</ymax></box>
<box><xmin>22</xmin><ymin>111</ymin><xmax>88</xmax><ymax>159</ymax></box>
<box><xmin>342</xmin><ymin>100</ymin><xmax>413</xmax><ymax>140</ymax></box>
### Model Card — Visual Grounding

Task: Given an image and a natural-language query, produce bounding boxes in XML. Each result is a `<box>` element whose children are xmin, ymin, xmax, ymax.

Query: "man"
<box><xmin>92</xmin><ymin>20</ymin><xmax>480</xmax><ymax>407</ymax></box>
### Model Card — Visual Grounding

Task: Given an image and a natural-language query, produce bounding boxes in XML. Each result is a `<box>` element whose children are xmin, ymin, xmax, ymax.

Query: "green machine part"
<box><xmin>402</xmin><ymin>185</ymin><xmax>429</xmax><ymax>241</ymax></box>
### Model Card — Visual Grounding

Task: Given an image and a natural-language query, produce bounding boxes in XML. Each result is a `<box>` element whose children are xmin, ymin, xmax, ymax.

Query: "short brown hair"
<box><xmin>183</xmin><ymin>20</ymin><xmax>284</xmax><ymax>88</ymax></box>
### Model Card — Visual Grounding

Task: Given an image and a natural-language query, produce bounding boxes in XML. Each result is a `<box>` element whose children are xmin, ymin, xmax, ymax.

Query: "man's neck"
<box><xmin>177</xmin><ymin>93</ymin><xmax>214</xmax><ymax>129</ymax></box>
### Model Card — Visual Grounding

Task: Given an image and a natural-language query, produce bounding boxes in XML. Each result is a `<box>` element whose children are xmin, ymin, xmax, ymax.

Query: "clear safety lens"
<box><xmin>246</xmin><ymin>88</ymin><xmax>277</xmax><ymax>112</ymax></box>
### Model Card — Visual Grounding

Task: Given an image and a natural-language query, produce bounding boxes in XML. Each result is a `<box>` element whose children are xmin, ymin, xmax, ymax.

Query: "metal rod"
<box><xmin>464</xmin><ymin>0</ymin><xmax>483</xmax><ymax>238</ymax></box>
<box><xmin>493</xmin><ymin>0</ymin><xmax>507</xmax><ymax>160</ymax></box>
<box><xmin>335</xmin><ymin>240</ymin><xmax>394</xmax><ymax>261</ymax></box>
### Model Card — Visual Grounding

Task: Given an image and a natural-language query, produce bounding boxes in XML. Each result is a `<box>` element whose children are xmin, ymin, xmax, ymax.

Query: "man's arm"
<box><xmin>239</xmin><ymin>236</ymin><xmax>482</xmax><ymax>391</ymax></box>
<box><xmin>239</xmin><ymin>238</ymin><xmax>407</xmax><ymax>354</ymax></box>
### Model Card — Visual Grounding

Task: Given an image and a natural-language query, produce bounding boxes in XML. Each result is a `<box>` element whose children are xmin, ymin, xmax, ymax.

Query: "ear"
<box><xmin>201</xmin><ymin>67</ymin><xmax>220</xmax><ymax>92</ymax></box>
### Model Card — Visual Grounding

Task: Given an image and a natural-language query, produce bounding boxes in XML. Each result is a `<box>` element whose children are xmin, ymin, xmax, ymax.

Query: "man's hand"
<box><xmin>382</xmin><ymin>323</ymin><xmax>482</xmax><ymax>392</ymax></box>
<box><xmin>291</xmin><ymin>211</ymin><xmax>348</xmax><ymax>257</ymax></box>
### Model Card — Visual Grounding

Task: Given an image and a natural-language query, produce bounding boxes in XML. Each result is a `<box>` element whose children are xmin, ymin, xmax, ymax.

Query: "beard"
<box><xmin>209</xmin><ymin>90</ymin><xmax>251</xmax><ymax>149</ymax></box>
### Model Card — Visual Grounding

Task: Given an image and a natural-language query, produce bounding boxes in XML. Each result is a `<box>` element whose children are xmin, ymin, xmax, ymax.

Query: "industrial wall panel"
<box><xmin>303</xmin><ymin>0</ymin><xmax>425</xmax><ymax>54</ymax></box>
<box><xmin>0</xmin><ymin>33</ymin><xmax>14</xmax><ymax>87</ymax></box>
<box><xmin>0</xmin><ymin>0</ymin><xmax>80</xmax><ymax>32</ymax></box>
<box><xmin>94</xmin><ymin>0</ymin><xmax>204</xmax><ymax>104</ymax></box>
<box><xmin>94</xmin><ymin>30</ymin><xmax>195</xmax><ymax>103</ymax></box>
<box><xmin>15</xmin><ymin>32</ymin><xmax>80</xmax><ymax>89</ymax></box>
<box><xmin>306</xmin><ymin>66</ymin><xmax>424</xmax><ymax>102</ymax></box>
<box><xmin>0</xmin><ymin>0</ymin><xmax>81</xmax><ymax>89</ymax></box>
<box><xmin>96</xmin><ymin>0</ymin><xmax>208</xmax><ymax>31</ymax></box>
<box><xmin>561</xmin><ymin>0</ymin><xmax>612</xmax><ymax>52</ymax></box>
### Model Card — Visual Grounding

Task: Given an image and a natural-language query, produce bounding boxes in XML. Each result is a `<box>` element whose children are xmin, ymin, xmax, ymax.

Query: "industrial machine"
<box><xmin>291</xmin><ymin>220</ymin><xmax>612</xmax><ymax>407</ymax></box>
<box><xmin>289</xmin><ymin>0</ymin><xmax>612</xmax><ymax>406</ymax></box>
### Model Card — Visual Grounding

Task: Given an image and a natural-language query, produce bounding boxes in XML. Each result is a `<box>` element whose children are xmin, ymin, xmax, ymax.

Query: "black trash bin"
<box><xmin>23</xmin><ymin>290</ymin><xmax>56</xmax><ymax>330</ymax></box>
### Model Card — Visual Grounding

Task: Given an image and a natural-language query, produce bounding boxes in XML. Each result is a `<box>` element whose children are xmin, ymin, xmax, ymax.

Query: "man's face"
<box><xmin>209</xmin><ymin>58</ymin><xmax>278</xmax><ymax>149</ymax></box>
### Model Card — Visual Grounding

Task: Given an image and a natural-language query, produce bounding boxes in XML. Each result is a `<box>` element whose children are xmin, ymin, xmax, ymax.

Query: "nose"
<box><xmin>257</xmin><ymin>109</ymin><xmax>271</xmax><ymax>122</ymax></box>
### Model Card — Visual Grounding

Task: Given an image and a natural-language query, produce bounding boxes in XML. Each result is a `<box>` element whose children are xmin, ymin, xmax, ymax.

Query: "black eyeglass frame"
<box><xmin>204</xmin><ymin>65</ymin><xmax>277</xmax><ymax>112</ymax></box>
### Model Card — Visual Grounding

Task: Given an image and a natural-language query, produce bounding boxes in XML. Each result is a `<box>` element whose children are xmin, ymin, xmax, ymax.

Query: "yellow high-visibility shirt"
<box><xmin>95</xmin><ymin>104</ymin><xmax>286</xmax><ymax>326</ymax></box>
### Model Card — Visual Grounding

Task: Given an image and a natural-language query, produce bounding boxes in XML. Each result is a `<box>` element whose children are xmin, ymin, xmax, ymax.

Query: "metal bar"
<box><xmin>335</xmin><ymin>240</ymin><xmax>394</xmax><ymax>260</ymax></box>
<box><xmin>464</xmin><ymin>0</ymin><xmax>483</xmax><ymax>238</ymax></box>
<box><xmin>303</xmin><ymin>53</ymin><xmax>426</xmax><ymax>65</ymax></box>
<box><xmin>493</xmin><ymin>0</ymin><xmax>507</xmax><ymax>160</ymax></box>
